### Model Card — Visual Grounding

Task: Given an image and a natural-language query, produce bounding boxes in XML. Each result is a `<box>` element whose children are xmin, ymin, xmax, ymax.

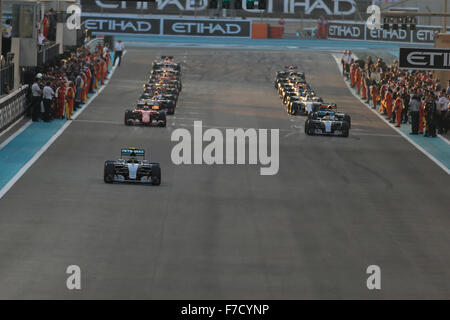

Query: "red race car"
<box><xmin>124</xmin><ymin>104</ymin><xmax>167</xmax><ymax>127</ymax></box>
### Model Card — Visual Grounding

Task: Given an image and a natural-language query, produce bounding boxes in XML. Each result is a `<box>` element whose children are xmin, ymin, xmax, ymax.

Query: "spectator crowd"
<box><xmin>30</xmin><ymin>42</ymin><xmax>112</xmax><ymax>122</ymax></box>
<box><xmin>341</xmin><ymin>50</ymin><xmax>449</xmax><ymax>137</ymax></box>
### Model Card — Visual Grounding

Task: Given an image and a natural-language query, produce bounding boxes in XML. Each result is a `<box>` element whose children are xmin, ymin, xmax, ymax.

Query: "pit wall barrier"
<box><xmin>269</xmin><ymin>26</ymin><xmax>284</xmax><ymax>39</ymax></box>
<box><xmin>0</xmin><ymin>85</ymin><xmax>29</xmax><ymax>134</ymax></box>
<box><xmin>252</xmin><ymin>24</ymin><xmax>269</xmax><ymax>39</ymax></box>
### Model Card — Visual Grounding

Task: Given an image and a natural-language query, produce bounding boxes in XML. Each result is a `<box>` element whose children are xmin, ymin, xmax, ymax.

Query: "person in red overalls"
<box><xmin>65</xmin><ymin>82</ymin><xmax>75</xmax><ymax>120</ymax></box>
<box><xmin>350</xmin><ymin>62</ymin><xmax>356</xmax><ymax>88</ymax></box>
<box><xmin>379</xmin><ymin>83</ymin><xmax>387</xmax><ymax>114</ymax></box>
<box><xmin>394</xmin><ymin>94</ymin><xmax>403</xmax><ymax>127</ymax></box>
<box><xmin>55</xmin><ymin>81</ymin><xmax>66</xmax><ymax>119</ymax></box>
<box><xmin>361</xmin><ymin>72</ymin><xmax>367</xmax><ymax>100</ymax></box>
<box><xmin>100</xmin><ymin>58</ymin><xmax>107</xmax><ymax>85</ymax></box>
<box><xmin>84</xmin><ymin>66</ymin><xmax>92</xmax><ymax>95</ymax></box>
<box><xmin>385</xmin><ymin>90</ymin><xmax>393</xmax><ymax>120</ymax></box>
<box><xmin>371</xmin><ymin>84</ymin><xmax>378</xmax><ymax>109</ymax></box>
<box><xmin>94</xmin><ymin>61</ymin><xmax>100</xmax><ymax>90</ymax></box>
<box><xmin>41</xmin><ymin>14</ymin><xmax>50</xmax><ymax>39</ymax></box>
<box><xmin>81</xmin><ymin>71</ymin><xmax>87</xmax><ymax>103</ymax></box>
<box><xmin>356</xmin><ymin>67</ymin><xmax>361</xmax><ymax>95</ymax></box>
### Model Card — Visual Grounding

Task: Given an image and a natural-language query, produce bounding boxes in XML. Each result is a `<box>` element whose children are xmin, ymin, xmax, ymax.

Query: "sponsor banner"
<box><xmin>399</xmin><ymin>47</ymin><xmax>450</xmax><ymax>71</ymax></box>
<box><xmin>327</xmin><ymin>22</ymin><xmax>364</xmax><ymax>40</ymax></box>
<box><xmin>163</xmin><ymin>18</ymin><xmax>250</xmax><ymax>37</ymax></box>
<box><xmin>328</xmin><ymin>22</ymin><xmax>447</xmax><ymax>44</ymax></box>
<box><xmin>366</xmin><ymin>28</ymin><xmax>410</xmax><ymax>43</ymax></box>
<box><xmin>81</xmin><ymin>16</ymin><xmax>161</xmax><ymax>35</ymax></box>
<box><xmin>80</xmin><ymin>0</ymin><xmax>370</xmax><ymax>19</ymax></box>
<box><xmin>412</xmin><ymin>26</ymin><xmax>442</xmax><ymax>44</ymax></box>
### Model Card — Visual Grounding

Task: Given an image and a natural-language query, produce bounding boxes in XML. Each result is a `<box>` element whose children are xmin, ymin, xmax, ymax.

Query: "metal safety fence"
<box><xmin>0</xmin><ymin>85</ymin><xmax>29</xmax><ymax>133</ymax></box>
<box><xmin>0</xmin><ymin>62</ymin><xmax>14</xmax><ymax>96</ymax></box>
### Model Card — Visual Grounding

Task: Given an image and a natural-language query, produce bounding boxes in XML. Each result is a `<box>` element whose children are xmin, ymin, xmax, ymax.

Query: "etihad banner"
<box><xmin>82</xmin><ymin>15</ymin><xmax>161</xmax><ymax>34</ymax></box>
<box><xmin>163</xmin><ymin>19</ymin><xmax>250</xmax><ymax>37</ymax></box>
<box><xmin>399</xmin><ymin>47</ymin><xmax>450</xmax><ymax>71</ymax></box>
<box><xmin>81</xmin><ymin>14</ymin><xmax>251</xmax><ymax>37</ymax></box>
<box><xmin>80</xmin><ymin>0</ymin><xmax>369</xmax><ymax>19</ymax></box>
<box><xmin>327</xmin><ymin>22</ymin><xmax>364</xmax><ymax>40</ymax></box>
<box><xmin>328</xmin><ymin>21</ymin><xmax>447</xmax><ymax>44</ymax></box>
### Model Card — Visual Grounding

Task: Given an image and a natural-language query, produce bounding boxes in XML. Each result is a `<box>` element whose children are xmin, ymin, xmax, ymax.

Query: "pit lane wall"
<box><xmin>0</xmin><ymin>86</ymin><xmax>29</xmax><ymax>134</ymax></box>
<box><xmin>328</xmin><ymin>21</ymin><xmax>449</xmax><ymax>44</ymax></box>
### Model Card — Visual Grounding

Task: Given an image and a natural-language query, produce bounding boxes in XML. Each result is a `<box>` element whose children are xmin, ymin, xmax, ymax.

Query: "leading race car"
<box><xmin>104</xmin><ymin>148</ymin><xmax>161</xmax><ymax>185</ymax></box>
<box><xmin>316</xmin><ymin>103</ymin><xmax>351</xmax><ymax>128</ymax></box>
<box><xmin>124</xmin><ymin>102</ymin><xmax>167</xmax><ymax>127</ymax></box>
<box><xmin>305</xmin><ymin>111</ymin><xmax>350</xmax><ymax>137</ymax></box>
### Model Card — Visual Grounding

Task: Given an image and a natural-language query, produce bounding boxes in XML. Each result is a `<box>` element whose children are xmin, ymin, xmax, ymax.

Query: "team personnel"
<box><xmin>55</xmin><ymin>81</ymin><xmax>66</xmax><ymax>119</ymax></box>
<box><xmin>114</xmin><ymin>39</ymin><xmax>125</xmax><ymax>66</ymax></box>
<box><xmin>2</xmin><ymin>19</ymin><xmax>13</xmax><ymax>57</ymax></box>
<box><xmin>437</xmin><ymin>90</ymin><xmax>449</xmax><ymax>134</ymax></box>
<box><xmin>393</xmin><ymin>94</ymin><xmax>403</xmax><ymax>127</ymax></box>
<box><xmin>42</xmin><ymin>81</ymin><xmax>55</xmax><ymax>122</ymax></box>
<box><xmin>31</xmin><ymin>74</ymin><xmax>43</xmax><ymax>122</ymax></box>
<box><xmin>409</xmin><ymin>93</ymin><xmax>421</xmax><ymax>135</ymax></box>
<box><xmin>440</xmin><ymin>97</ymin><xmax>449</xmax><ymax>134</ymax></box>
<box><xmin>424</xmin><ymin>96</ymin><xmax>438</xmax><ymax>137</ymax></box>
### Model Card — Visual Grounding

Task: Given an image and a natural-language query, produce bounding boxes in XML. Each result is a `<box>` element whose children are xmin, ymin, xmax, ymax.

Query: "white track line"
<box><xmin>0</xmin><ymin>53</ymin><xmax>124</xmax><ymax>200</ymax></box>
<box><xmin>331</xmin><ymin>53</ymin><xmax>450</xmax><ymax>175</ymax></box>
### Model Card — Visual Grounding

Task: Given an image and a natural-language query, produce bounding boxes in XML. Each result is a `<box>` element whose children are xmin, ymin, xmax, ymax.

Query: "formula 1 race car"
<box><xmin>124</xmin><ymin>103</ymin><xmax>166</xmax><ymax>127</ymax></box>
<box><xmin>287</xmin><ymin>96</ymin><xmax>323</xmax><ymax>115</ymax></box>
<box><xmin>152</xmin><ymin>56</ymin><xmax>181</xmax><ymax>72</ymax></box>
<box><xmin>305</xmin><ymin>111</ymin><xmax>350</xmax><ymax>137</ymax></box>
<box><xmin>139</xmin><ymin>93</ymin><xmax>176</xmax><ymax>115</ymax></box>
<box><xmin>274</xmin><ymin>66</ymin><xmax>305</xmax><ymax>89</ymax></box>
<box><xmin>316</xmin><ymin>103</ymin><xmax>351</xmax><ymax>128</ymax></box>
<box><xmin>104</xmin><ymin>148</ymin><xmax>161</xmax><ymax>185</ymax></box>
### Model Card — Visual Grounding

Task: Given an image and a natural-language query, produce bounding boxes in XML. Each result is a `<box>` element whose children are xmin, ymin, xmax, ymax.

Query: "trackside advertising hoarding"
<box><xmin>163</xmin><ymin>19</ymin><xmax>251</xmax><ymax>37</ymax></box>
<box><xmin>328</xmin><ymin>21</ymin><xmax>448</xmax><ymax>44</ymax></box>
<box><xmin>399</xmin><ymin>47</ymin><xmax>450</xmax><ymax>71</ymax></box>
<box><xmin>83</xmin><ymin>16</ymin><xmax>161</xmax><ymax>35</ymax></box>
<box><xmin>81</xmin><ymin>14</ymin><xmax>252</xmax><ymax>38</ymax></box>
<box><xmin>80</xmin><ymin>0</ymin><xmax>372</xmax><ymax>20</ymax></box>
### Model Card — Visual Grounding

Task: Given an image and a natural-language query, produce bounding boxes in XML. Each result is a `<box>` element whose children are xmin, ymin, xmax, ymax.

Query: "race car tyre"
<box><xmin>306</xmin><ymin>124</ymin><xmax>314</xmax><ymax>136</ymax></box>
<box><xmin>290</xmin><ymin>105</ymin><xmax>297</xmax><ymax>115</ymax></box>
<box><xmin>151</xmin><ymin>165</ymin><xmax>161</xmax><ymax>185</ymax></box>
<box><xmin>342</xmin><ymin>124</ymin><xmax>349</xmax><ymax>137</ymax></box>
<box><xmin>104</xmin><ymin>161</ymin><xmax>116</xmax><ymax>183</ymax></box>
<box><xmin>124</xmin><ymin>110</ymin><xmax>133</xmax><ymax>126</ymax></box>
<box><xmin>159</xmin><ymin>113</ymin><xmax>167</xmax><ymax>127</ymax></box>
<box><xmin>344</xmin><ymin>115</ymin><xmax>351</xmax><ymax>129</ymax></box>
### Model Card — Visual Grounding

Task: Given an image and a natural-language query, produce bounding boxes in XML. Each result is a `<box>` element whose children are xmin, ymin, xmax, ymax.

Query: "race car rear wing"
<box><xmin>121</xmin><ymin>148</ymin><xmax>145</xmax><ymax>158</ymax></box>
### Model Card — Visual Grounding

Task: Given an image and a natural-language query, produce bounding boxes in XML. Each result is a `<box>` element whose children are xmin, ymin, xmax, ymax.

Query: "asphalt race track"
<box><xmin>0</xmin><ymin>48</ymin><xmax>449</xmax><ymax>299</ymax></box>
